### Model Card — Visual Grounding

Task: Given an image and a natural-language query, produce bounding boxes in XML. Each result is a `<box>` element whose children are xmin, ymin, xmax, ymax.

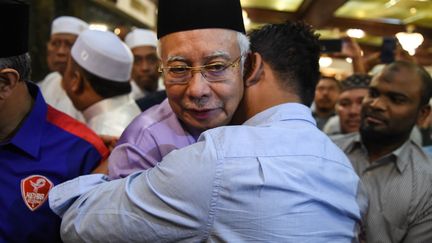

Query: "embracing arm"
<box><xmin>50</xmin><ymin>140</ymin><xmax>219</xmax><ymax>242</ymax></box>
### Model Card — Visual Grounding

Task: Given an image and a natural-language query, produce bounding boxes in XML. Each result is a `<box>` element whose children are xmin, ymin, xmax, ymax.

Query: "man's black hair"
<box><xmin>249</xmin><ymin>21</ymin><xmax>321</xmax><ymax>106</ymax></box>
<box><xmin>73</xmin><ymin>59</ymin><xmax>131</xmax><ymax>98</ymax></box>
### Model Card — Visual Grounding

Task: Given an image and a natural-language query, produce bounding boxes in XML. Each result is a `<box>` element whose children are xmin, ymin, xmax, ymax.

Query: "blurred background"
<box><xmin>28</xmin><ymin>0</ymin><xmax>432</xmax><ymax>81</ymax></box>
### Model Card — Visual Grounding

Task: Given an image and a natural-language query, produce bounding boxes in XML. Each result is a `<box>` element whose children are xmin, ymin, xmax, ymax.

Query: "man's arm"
<box><xmin>107</xmin><ymin>131</ymin><xmax>162</xmax><ymax>179</ymax></box>
<box><xmin>402</xmin><ymin>186</ymin><xmax>432</xmax><ymax>243</ymax></box>
<box><xmin>50</xmin><ymin>139</ymin><xmax>219</xmax><ymax>242</ymax></box>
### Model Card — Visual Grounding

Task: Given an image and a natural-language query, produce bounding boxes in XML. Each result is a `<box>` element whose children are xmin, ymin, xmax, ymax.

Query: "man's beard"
<box><xmin>359</xmin><ymin>123</ymin><xmax>412</xmax><ymax>147</ymax></box>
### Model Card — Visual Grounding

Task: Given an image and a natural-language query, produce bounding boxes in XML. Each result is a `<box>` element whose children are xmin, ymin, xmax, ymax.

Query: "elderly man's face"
<box><xmin>160</xmin><ymin>29</ymin><xmax>244</xmax><ymax>134</ymax></box>
<box><xmin>46</xmin><ymin>33</ymin><xmax>77</xmax><ymax>75</ymax></box>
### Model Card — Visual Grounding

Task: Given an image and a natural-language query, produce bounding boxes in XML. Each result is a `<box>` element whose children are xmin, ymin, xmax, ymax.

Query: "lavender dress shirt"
<box><xmin>108</xmin><ymin>99</ymin><xmax>199</xmax><ymax>179</ymax></box>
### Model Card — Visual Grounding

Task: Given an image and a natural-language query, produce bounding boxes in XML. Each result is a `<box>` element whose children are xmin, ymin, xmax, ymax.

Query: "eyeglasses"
<box><xmin>158</xmin><ymin>56</ymin><xmax>242</xmax><ymax>84</ymax></box>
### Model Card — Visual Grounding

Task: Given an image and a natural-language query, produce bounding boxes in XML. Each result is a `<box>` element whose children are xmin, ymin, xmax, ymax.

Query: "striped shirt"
<box><xmin>333</xmin><ymin>133</ymin><xmax>432</xmax><ymax>243</ymax></box>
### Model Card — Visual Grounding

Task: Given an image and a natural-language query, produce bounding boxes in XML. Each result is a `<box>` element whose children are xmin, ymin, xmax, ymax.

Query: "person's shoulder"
<box><xmin>133</xmin><ymin>99</ymin><xmax>173</xmax><ymax>128</ymax></box>
<box><xmin>409</xmin><ymin>141</ymin><xmax>432</xmax><ymax>172</ymax></box>
<box><xmin>323</xmin><ymin>115</ymin><xmax>340</xmax><ymax>135</ymax></box>
<box><xmin>46</xmin><ymin>105</ymin><xmax>108</xmax><ymax>157</ymax></box>
<box><xmin>330</xmin><ymin>132</ymin><xmax>358</xmax><ymax>148</ymax></box>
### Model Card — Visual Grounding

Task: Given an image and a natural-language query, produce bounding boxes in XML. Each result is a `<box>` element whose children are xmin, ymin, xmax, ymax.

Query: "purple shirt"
<box><xmin>108</xmin><ymin>99</ymin><xmax>199</xmax><ymax>179</ymax></box>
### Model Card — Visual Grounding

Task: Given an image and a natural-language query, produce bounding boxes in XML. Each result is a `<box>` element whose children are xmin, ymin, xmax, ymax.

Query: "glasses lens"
<box><xmin>163</xmin><ymin>56</ymin><xmax>241</xmax><ymax>83</ymax></box>
<box><xmin>202</xmin><ymin>63</ymin><xmax>229</xmax><ymax>82</ymax></box>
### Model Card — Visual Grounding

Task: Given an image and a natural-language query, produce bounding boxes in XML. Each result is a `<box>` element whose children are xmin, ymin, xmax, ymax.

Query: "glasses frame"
<box><xmin>158</xmin><ymin>55</ymin><xmax>242</xmax><ymax>84</ymax></box>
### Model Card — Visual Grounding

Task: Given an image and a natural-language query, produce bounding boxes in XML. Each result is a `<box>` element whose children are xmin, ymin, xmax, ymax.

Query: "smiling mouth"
<box><xmin>188</xmin><ymin>108</ymin><xmax>219</xmax><ymax>120</ymax></box>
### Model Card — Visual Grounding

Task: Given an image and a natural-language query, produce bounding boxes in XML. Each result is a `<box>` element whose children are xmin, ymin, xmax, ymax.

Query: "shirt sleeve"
<box><xmin>402</xmin><ymin>176</ymin><xmax>432</xmax><ymax>242</ymax></box>
<box><xmin>53</xmin><ymin>138</ymin><xmax>220</xmax><ymax>242</ymax></box>
<box><xmin>108</xmin><ymin>129</ymin><xmax>162</xmax><ymax>179</ymax></box>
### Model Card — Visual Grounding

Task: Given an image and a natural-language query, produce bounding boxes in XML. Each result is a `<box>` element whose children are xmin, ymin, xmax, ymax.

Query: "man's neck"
<box><xmin>0</xmin><ymin>82</ymin><xmax>34</xmax><ymax>142</ymax></box>
<box><xmin>362</xmin><ymin>133</ymin><xmax>409</xmax><ymax>162</ymax></box>
<box><xmin>314</xmin><ymin>108</ymin><xmax>334</xmax><ymax>118</ymax></box>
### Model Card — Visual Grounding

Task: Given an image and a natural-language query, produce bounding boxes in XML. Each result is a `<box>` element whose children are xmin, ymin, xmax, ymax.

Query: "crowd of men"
<box><xmin>1</xmin><ymin>0</ymin><xmax>432</xmax><ymax>242</ymax></box>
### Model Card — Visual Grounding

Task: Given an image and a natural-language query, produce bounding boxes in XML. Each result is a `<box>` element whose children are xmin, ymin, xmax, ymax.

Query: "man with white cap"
<box><xmin>124</xmin><ymin>28</ymin><xmax>162</xmax><ymax>100</ymax></box>
<box><xmin>62</xmin><ymin>29</ymin><xmax>141</xmax><ymax>137</ymax></box>
<box><xmin>0</xmin><ymin>2</ymin><xmax>108</xmax><ymax>242</ymax></box>
<box><xmin>49</xmin><ymin>0</ymin><xmax>365</xmax><ymax>241</ymax></box>
<box><xmin>39</xmin><ymin>16</ymin><xmax>88</xmax><ymax>121</ymax></box>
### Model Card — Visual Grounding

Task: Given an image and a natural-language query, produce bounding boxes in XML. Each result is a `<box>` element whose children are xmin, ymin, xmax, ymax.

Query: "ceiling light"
<box><xmin>396</xmin><ymin>31</ymin><xmax>424</xmax><ymax>56</ymax></box>
<box><xmin>242</xmin><ymin>10</ymin><xmax>251</xmax><ymax>28</ymax></box>
<box><xmin>385</xmin><ymin>0</ymin><xmax>400</xmax><ymax>8</ymax></box>
<box><xmin>346</xmin><ymin>29</ymin><xmax>365</xmax><ymax>39</ymax></box>
<box><xmin>89</xmin><ymin>24</ymin><xmax>108</xmax><ymax>32</ymax></box>
<box><xmin>319</xmin><ymin>57</ymin><xmax>333</xmax><ymax>68</ymax></box>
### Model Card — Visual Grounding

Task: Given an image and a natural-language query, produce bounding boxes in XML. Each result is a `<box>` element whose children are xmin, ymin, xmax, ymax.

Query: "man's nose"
<box><xmin>185</xmin><ymin>70</ymin><xmax>211</xmax><ymax>98</ymax></box>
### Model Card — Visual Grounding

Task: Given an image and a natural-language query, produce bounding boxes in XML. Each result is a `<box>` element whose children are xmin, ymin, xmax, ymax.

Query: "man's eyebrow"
<box><xmin>204</xmin><ymin>51</ymin><xmax>230</xmax><ymax>60</ymax></box>
<box><xmin>387</xmin><ymin>91</ymin><xmax>408</xmax><ymax>99</ymax></box>
<box><xmin>166</xmin><ymin>51</ymin><xmax>232</xmax><ymax>64</ymax></box>
<box><xmin>166</xmin><ymin>56</ymin><xmax>187</xmax><ymax>63</ymax></box>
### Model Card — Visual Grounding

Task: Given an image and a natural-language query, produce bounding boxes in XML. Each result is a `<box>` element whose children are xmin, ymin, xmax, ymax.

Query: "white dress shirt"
<box><xmin>82</xmin><ymin>94</ymin><xmax>141</xmax><ymax>137</ymax></box>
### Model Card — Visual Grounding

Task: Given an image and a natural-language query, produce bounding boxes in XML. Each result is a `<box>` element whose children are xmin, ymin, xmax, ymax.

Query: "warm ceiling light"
<box><xmin>319</xmin><ymin>57</ymin><xmax>333</xmax><ymax>68</ymax></box>
<box><xmin>89</xmin><ymin>24</ymin><xmax>108</xmax><ymax>32</ymax></box>
<box><xmin>242</xmin><ymin>10</ymin><xmax>251</xmax><ymax>28</ymax></box>
<box><xmin>346</xmin><ymin>29</ymin><xmax>365</xmax><ymax>39</ymax></box>
<box><xmin>385</xmin><ymin>0</ymin><xmax>400</xmax><ymax>8</ymax></box>
<box><xmin>396</xmin><ymin>31</ymin><xmax>424</xmax><ymax>56</ymax></box>
<box><xmin>345</xmin><ymin>57</ymin><xmax>353</xmax><ymax>64</ymax></box>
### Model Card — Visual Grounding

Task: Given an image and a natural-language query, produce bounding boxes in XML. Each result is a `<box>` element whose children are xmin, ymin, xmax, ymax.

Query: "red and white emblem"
<box><xmin>21</xmin><ymin>175</ymin><xmax>53</xmax><ymax>211</ymax></box>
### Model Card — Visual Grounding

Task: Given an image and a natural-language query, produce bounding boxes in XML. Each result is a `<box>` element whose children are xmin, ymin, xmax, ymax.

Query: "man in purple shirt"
<box><xmin>108</xmin><ymin>0</ymin><xmax>250</xmax><ymax>179</ymax></box>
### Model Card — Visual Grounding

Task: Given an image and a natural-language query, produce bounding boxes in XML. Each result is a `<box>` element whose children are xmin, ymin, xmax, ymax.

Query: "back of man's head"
<box><xmin>249</xmin><ymin>21</ymin><xmax>321</xmax><ymax>107</ymax></box>
<box><xmin>70</xmin><ymin>30</ymin><xmax>133</xmax><ymax>99</ymax></box>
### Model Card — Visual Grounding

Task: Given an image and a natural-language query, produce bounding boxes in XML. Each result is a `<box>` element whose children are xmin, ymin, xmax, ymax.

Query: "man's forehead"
<box><xmin>318</xmin><ymin>78</ymin><xmax>339</xmax><ymax>87</ymax></box>
<box><xmin>132</xmin><ymin>46</ymin><xmax>157</xmax><ymax>54</ymax></box>
<box><xmin>166</xmin><ymin>51</ymin><xmax>231</xmax><ymax>62</ymax></box>
<box><xmin>372</xmin><ymin>70</ymin><xmax>422</xmax><ymax>95</ymax></box>
<box><xmin>50</xmin><ymin>33</ymin><xmax>78</xmax><ymax>41</ymax></box>
<box><xmin>160</xmin><ymin>29</ymin><xmax>239</xmax><ymax>60</ymax></box>
<box><xmin>340</xmin><ymin>88</ymin><xmax>368</xmax><ymax>97</ymax></box>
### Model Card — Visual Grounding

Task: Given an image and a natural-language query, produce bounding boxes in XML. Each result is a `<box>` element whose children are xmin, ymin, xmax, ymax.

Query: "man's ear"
<box><xmin>0</xmin><ymin>68</ymin><xmax>20</xmax><ymax>100</ymax></box>
<box><xmin>243</xmin><ymin>52</ymin><xmax>263</xmax><ymax>87</ymax></box>
<box><xmin>417</xmin><ymin>104</ymin><xmax>431</xmax><ymax>127</ymax></box>
<box><xmin>70</xmin><ymin>70</ymin><xmax>85</xmax><ymax>94</ymax></box>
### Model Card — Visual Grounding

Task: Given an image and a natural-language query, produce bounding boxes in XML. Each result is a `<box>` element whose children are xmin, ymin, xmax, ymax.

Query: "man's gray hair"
<box><xmin>0</xmin><ymin>53</ymin><xmax>31</xmax><ymax>82</ymax></box>
<box><xmin>237</xmin><ymin>32</ymin><xmax>250</xmax><ymax>74</ymax></box>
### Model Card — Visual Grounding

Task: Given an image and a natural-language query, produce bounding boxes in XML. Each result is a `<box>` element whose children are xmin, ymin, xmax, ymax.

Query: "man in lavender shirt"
<box><xmin>108</xmin><ymin>9</ymin><xmax>250</xmax><ymax>180</ymax></box>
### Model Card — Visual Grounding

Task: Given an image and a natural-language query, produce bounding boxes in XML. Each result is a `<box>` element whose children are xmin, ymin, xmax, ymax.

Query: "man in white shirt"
<box><xmin>39</xmin><ymin>16</ymin><xmax>88</xmax><ymax>121</ymax></box>
<box><xmin>62</xmin><ymin>30</ymin><xmax>141</xmax><ymax>137</ymax></box>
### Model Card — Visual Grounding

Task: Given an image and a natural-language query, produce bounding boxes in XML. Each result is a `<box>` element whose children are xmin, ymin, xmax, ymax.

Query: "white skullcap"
<box><xmin>51</xmin><ymin>16</ymin><xmax>89</xmax><ymax>35</ymax></box>
<box><xmin>125</xmin><ymin>28</ymin><xmax>158</xmax><ymax>49</ymax></box>
<box><xmin>71</xmin><ymin>29</ymin><xmax>133</xmax><ymax>82</ymax></box>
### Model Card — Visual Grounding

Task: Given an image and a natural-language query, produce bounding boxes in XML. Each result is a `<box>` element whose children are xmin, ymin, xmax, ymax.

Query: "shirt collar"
<box><xmin>341</xmin><ymin>133</ymin><xmax>363</xmax><ymax>154</ymax></box>
<box><xmin>390</xmin><ymin>139</ymin><xmax>411</xmax><ymax>173</ymax></box>
<box><xmin>9</xmin><ymin>82</ymin><xmax>46</xmax><ymax>158</ymax></box>
<box><xmin>343</xmin><ymin>132</ymin><xmax>411</xmax><ymax>173</ymax></box>
<box><xmin>244</xmin><ymin>103</ymin><xmax>316</xmax><ymax>127</ymax></box>
<box><xmin>83</xmin><ymin>94</ymin><xmax>131</xmax><ymax>123</ymax></box>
